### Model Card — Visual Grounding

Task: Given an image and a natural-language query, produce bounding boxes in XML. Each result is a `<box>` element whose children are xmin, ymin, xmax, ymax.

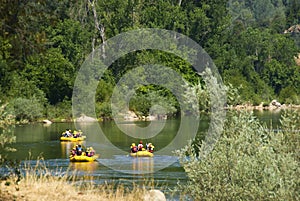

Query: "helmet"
<box><xmin>132</xmin><ymin>143</ymin><xmax>136</xmax><ymax>146</ymax></box>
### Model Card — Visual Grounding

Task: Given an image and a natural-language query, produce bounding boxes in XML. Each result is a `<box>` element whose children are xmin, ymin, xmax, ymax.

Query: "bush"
<box><xmin>176</xmin><ymin>110</ymin><xmax>299</xmax><ymax>200</ymax></box>
<box><xmin>45</xmin><ymin>99</ymin><xmax>72</xmax><ymax>121</ymax></box>
<box><xmin>10</xmin><ymin>98</ymin><xmax>43</xmax><ymax>122</ymax></box>
<box><xmin>279</xmin><ymin>86</ymin><xmax>300</xmax><ymax>104</ymax></box>
<box><xmin>0</xmin><ymin>103</ymin><xmax>16</xmax><ymax>166</ymax></box>
<box><xmin>96</xmin><ymin>102</ymin><xmax>112</xmax><ymax>119</ymax></box>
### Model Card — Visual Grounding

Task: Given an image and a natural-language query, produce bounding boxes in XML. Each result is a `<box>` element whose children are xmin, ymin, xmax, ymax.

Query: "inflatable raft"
<box><xmin>130</xmin><ymin>150</ymin><xmax>154</xmax><ymax>157</ymax></box>
<box><xmin>69</xmin><ymin>154</ymin><xmax>99</xmax><ymax>162</ymax></box>
<box><xmin>60</xmin><ymin>136</ymin><xmax>86</xmax><ymax>142</ymax></box>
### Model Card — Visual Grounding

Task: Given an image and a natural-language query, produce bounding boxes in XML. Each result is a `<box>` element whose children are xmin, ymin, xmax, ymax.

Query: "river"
<box><xmin>3</xmin><ymin>110</ymin><xmax>285</xmax><ymax>197</ymax></box>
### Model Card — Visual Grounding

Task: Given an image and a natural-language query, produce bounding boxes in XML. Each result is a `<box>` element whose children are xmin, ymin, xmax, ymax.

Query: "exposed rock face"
<box><xmin>143</xmin><ymin>189</ymin><xmax>166</xmax><ymax>201</ymax></box>
<box><xmin>76</xmin><ymin>114</ymin><xmax>97</xmax><ymax>122</ymax></box>
<box><xmin>295</xmin><ymin>53</ymin><xmax>300</xmax><ymax>66</ymax></box>
<box><xmin>124</xmin><ymin>111</ymin><xmax>139</xmax><ymax>121</ymax></box>
<box><xmin>42</xmin><ymin>119</ymin><xmax>52</xmax><ymax>124</ymax></box>
<box><xmin>123</xmin><ymin>111</ymin><xmax>167</xmax><ymax>121</ymax></box>
<box><xmin>284</xmin><ymin>24</ymin><xmax>300</xmax><ymax>34</ymax></box>
<box><xmin>270</xmin><ymin>99</ymin><xmax>281</xmax><ymax>108</ymax></box>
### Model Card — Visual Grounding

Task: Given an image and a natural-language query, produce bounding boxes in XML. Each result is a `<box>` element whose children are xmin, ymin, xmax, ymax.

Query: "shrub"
<box><xmin>176</xmin><ymin>110</ymin><xmax>299</xmax><ymax>200</ymax></box>
<box><xmin>45</xmin><ymin>99</ymin><xmax>72</xmax><ymax>121</ymax></box>
<box><xmin>279</xmin><ymin>86</ymin><xmax>300</xmax><ymax>104</ymax></box>
<box><xmin>0</xmin><ymin>103</ymin><xmax>16</xmax><ymax>166</ymax></box>
<box><xmin>96</xmin><ymin>102</ymin><xmax>112</xmax><ymax>119</ymax></box>
<box><xmin>10</xmin><ymin>98</ymin><xmax>43</xmax><ymax>122</ymax></box>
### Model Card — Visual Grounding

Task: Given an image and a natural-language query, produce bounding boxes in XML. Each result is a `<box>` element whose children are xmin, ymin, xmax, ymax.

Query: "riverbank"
<box><xmin>0</xmin><ymin>178</ymin><xmax>147</xmax><ymax>201</ymax></box>
<box><xmin>0</xmin><ymin>173</ymin><xmax>167</xmax><ymax>201</ymax></box>
<box><xmin>226</xmin><ymin>103</ymin><xmax>300</xmax><ymax>111</ymax></box>
<box><xmin>42</xmin><ymin>105</ymin><xmax>300</xmax><ymax>124</ymax></box>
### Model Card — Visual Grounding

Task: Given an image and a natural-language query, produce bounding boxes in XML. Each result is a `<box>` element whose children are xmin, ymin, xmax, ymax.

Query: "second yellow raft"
<box><xmin>130</xmin><ymin>150</ymin><xmax>154</xmax><ymax>157</ymax></box>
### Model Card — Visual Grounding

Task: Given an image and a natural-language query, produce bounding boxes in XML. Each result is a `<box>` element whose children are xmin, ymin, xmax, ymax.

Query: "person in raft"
<box><xmin>86</xmin><ymin>147</ymin><xmax>95</xmax><ymax>157</ymax></box>
<box><xmin>146</xmin><ymin>142</ymin><xmax>155</xmax><ymax>153</ymax></box>
<box><xmin>76</xmin><ymin>144</ymin><xmax>83</xmax><ymax>155</ymax></box>
<box><xmin>63</xmin><ymin>129</ymin><xmax>72</xmax><ymax>137</ymax></box>
<box><xmin>137</xmin><ymin>140</ymin><xmax>144</xmax><ymax>151</ymax></box>
<box><xmin>130</xmin><ymin>143</ymin><xmax>138</xmax><ymax>153</ymax></box>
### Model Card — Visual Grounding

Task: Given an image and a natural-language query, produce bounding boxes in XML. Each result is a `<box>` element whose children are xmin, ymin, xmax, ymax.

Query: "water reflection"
<box><xmin>132</xmin><ymin>157</ymin><xmax>154</xmax><ymax>174</ymax></box>
<box><xmin>69</xmin><ymin>161</ymin><xmax>99</xmax><ymax>172</ymax></box>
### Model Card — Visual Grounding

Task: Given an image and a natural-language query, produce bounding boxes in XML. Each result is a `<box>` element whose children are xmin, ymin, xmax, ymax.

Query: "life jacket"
<box><xmin>138</xmin><ymin>143</ymin><xmax>144</xmax><ymax>150</ymax></box>
<box><xmin>132</xmin><ymin>146</ymin><xmax>137</xmax><ymax>152</ymax></box>
<box><xmin>77</xmin><ymin>146</ymin><xmax>82</xmax><ymax>155</ymax></box>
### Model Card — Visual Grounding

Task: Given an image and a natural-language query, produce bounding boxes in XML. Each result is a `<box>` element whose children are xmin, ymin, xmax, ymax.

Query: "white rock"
<box><xmin>143</xmin><ymin>189</ymin><xmax>166</xmax><ymax>201</ymax></box>
<box><xmin>270</xmin><ymin>99</ymin><xmax>281</xmax><ymax>107</ymax></box>
<box><xmin>76</xmin><ymin>114</ymin><xmax>97</xmax><ymax>122</ymax></box>
<box><xmin>42</xmin><ymin>119</ymin><xmax>52</xmax><ymax>124</ymax></box>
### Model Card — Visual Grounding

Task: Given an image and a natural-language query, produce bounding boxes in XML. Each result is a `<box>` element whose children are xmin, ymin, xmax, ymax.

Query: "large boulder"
<box><xmin>143</xmin><ymin>189</ymin><xmax>166</xmax><ymax>201</ymax></box>
<box><xmin>42</xmin><ymin>119</ymin><xmax>52</xmax><ymax>124</ymax></box>
<box><xmin>270</xmin><ymin>100</ymin><xmax>281</xmax><ymax>107</ymax></box>
<box><xmin>284</xmin><ymin>24</ymin><xmax>300</xmax><ymax>34</ymax></box>
<box><xmin>76</xmin><ymin>114</ymin><xmax>97</xmax><ymax>122</ymax></box>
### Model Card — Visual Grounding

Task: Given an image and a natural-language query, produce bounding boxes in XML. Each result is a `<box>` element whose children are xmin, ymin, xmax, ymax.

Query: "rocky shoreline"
<box><xmin>41</xmin><ymin>100</ymin><xmax>300</xmax><ymax>124</ymax></box>
<box><xmin>226</xmin><ymin>100</ymin><xmax>300</xmax><ymax>112</ymax></box>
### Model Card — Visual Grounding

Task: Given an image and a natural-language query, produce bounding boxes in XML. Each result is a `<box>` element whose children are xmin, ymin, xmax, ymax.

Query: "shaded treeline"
<box><xmin>0</xmin><ymin>0</ymin><xmax>300</xmax><ymax>121</ymax></box>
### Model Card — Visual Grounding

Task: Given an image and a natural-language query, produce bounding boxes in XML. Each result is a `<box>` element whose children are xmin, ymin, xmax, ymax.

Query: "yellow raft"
<box><xmin>69</xmin><ymin>154</ymin><xmax>99</xmax><ymax>162</ymax></box>
<box><xmin>60</xmin><ymin>136</ymin><xmax>86</xmax><ymax>142</ymax></box>
<box><xmin>130</xmin><ymin>150</ymin><xmax>154</xmax><ymax>157</ymax></box>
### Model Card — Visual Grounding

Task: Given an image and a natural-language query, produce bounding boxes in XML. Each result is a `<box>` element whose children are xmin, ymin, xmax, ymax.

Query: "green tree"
<box><xmin>45</xmin><ymin>19</ymin><xmax>92</xmax><ymax>68</ymax></box>
<box><xmin>286</xmin><ymin>0</ymin><xmax>300</xmax><ymax>26</ymax></box>
<box><xmin>23</xmin><ymin>48</ymin><xmax>75</xmax><ymax>104</ymax></box>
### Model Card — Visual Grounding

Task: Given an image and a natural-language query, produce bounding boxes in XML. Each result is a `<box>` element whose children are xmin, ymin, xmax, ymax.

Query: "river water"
<box><xmin>4</xmin><ymin>110</ymin><xmax>285</xmax><ymax>197</ymax></box>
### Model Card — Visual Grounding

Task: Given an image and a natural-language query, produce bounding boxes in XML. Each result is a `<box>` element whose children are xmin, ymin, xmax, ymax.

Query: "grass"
<box><xmin>0</xmin><ymin>159</ymin><xmax>162</xmax><ymax>201</ymax></box>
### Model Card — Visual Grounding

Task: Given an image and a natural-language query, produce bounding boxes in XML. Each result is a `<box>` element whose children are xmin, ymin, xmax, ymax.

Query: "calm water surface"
<box><xmin>4</xmin><ymin>110</ymin><xmax>285</xmax><ymax>196</ymax></box>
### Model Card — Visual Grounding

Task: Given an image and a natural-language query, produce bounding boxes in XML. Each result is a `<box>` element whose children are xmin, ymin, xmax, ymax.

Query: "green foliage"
<box><xmin>279</xmin><ymin>110</ymin><xmax>300</xmax><ymax>162</ymax></box>
<box><xmin>129</xmin><ymin>90</ymin><xmax>177</xmax><ymax>119</ymax></box>
<box><xmin>279</xmin><ymin>86</ymin><xmax>300</xmax><ymax>104</ymax></box>
<box><xmin>45</xmin><ymin>19</ymin><xmax>92</xmax><ymax>67</ymax></box>
<box><xmin>225</xmin><ymin>83</ymin><xmax>242</xmax><ymax>106</ymax></box>
<box><xmin>6</xmin><ymin>72</ymin><xmax>47</xmax><ymax>105</ymax></box>
<box><xmin>45</xmin><ymin>99</ymin><xmax>72</xmax><ymax>121</ymax></box>
<box><xmin>0</xmin><ymin>103</ymin><xmax>16</xmax><ymax>165</ymax></box>
<box><xmin>286</xmin><ymin>0</ymin><xmax>300</xmax><ymax>26</ymax></box>
<box><xmin>0</xmin><ymin>0</ymin><xmax>300</xmax><ymax>120</ymax></box>
<box><xmin>96</xmin><ymin>102</ymin><xmax>112</xmax><ymax>119</ymax></box>
<box><xmin>177</xmin><ymin>110</ymin><xmax>300</xmax><ymax>200</ymax></box>
<box><xmin>23</xmin><ymin>48</ymin><xmax>75</xmax><ymax>104</ymax></box>
<box><xmin>10</xmin><ymin>98</ymin><xmax>43</xmax><ymax>122</ymax></box>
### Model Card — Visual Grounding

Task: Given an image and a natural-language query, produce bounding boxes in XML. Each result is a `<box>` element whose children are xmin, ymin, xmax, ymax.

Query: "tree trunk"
<box><xmin>89</xmin><ymin>0</ymin><xmax>106</xmax><ymax>59</ymax></box>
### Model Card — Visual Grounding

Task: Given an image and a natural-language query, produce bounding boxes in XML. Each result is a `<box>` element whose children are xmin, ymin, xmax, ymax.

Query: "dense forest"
<box><xmin>0</xmin><ymin>0</ymin><xmax>300</xmax><ymax>121</ymax></box>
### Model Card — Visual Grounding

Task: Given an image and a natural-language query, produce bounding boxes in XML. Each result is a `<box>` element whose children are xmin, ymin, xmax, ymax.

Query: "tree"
<box><xmin>23</xmin><ymin>48</ymin><xmax>75</xmax><ymax>104</ymax></box>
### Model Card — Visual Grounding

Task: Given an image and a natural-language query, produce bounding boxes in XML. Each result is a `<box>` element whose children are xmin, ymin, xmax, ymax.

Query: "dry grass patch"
<box><xmin>1</xmin><ymin>175</ymin><xmax>150</xmax><ymax>201</ymax></box>
<box><xmin>0</xmin><ymin>160</ymin><xmax>161</xmax><ymax>201</ymax></box>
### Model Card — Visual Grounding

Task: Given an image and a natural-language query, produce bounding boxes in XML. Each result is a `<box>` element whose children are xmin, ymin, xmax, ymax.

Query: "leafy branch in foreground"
<box><xmin>0</xmin><ymin>103</ymin><xmax>16</xmax><ymax>165</ymax></box>
<box><xmin>176</xmin><ymin>110</ymin><xmax>299</xmax><ymax>200</ymax></box>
